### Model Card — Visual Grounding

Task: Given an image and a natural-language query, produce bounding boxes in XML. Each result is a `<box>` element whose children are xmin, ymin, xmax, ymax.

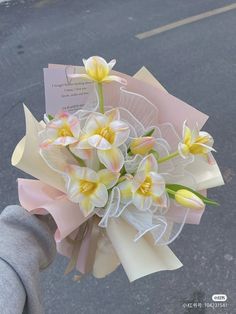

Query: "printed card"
<box><xmin>44</xmin><ymin>65</ymin><xmax>97</xmax><ymax>115</ymax></box>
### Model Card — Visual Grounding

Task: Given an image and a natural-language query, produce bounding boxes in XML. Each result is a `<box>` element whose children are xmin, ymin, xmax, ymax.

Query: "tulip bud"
<box><xmin>175</xmin><ymin>189</ymin><xmax>205</xmax><ymax>210</ymax></box>
<box><xmin>130</xmin><ymin>137</ymin><xmax>155</xmax><ymax>155</ymax></box>
<box><xmin>84</xmin><ymin>56</ymin><xmax>111</xmax><ymax>82</ymax></box>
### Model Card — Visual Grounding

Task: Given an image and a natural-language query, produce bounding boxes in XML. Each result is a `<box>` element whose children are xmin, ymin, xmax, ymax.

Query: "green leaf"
<box><xmin>166</xmin><ymin>184</ymin><xmax>219</xmax><ymax>206</ymax></box>
<box><xmin>143</xmin><ymin>128</ymin><xmax>155</xmax><ymax>137</ymax></box>
<box><xmin>47</xmin><ymin>114</ymin><xmax>54</xmax><ymax>121</ymax></box>
<box><xmin>150</xmin><ymin>149</ymin><xmax>159</xmax><ymax>160</ymax></box>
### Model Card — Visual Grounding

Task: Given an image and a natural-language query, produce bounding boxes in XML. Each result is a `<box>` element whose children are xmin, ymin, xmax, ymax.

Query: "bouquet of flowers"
<box><xmin>12</xmin><ymin>56</ymin><xmax>224</xmax><ymax>281</ymax></box>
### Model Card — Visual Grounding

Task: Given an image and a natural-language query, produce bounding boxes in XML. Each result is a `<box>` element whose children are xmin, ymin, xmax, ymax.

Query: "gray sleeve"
<box><xmin>0</xmin><ymin>205</ymin><xmax>57</xmax><ymax>314</ymax></box>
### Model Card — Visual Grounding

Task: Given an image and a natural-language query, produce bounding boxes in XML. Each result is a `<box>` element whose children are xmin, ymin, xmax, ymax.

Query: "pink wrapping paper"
<box><xmin>18</xmin><ymin>179</ymin><xmax>88</xmax><ymax>241</ymax></box>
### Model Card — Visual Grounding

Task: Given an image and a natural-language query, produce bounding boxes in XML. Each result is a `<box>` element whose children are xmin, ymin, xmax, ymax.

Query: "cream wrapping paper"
<box><xmin>11</xmin><ymin>105</ymin><xmax>65</xmax><ymax>192</ymax></box>
<box><xmin>92</xmin><ymin>230</ymin><xmax>121</xmax><ymax>278</ymax></box>
<box><xmin>133</xmin><ymin>66</ymin><xmax>167</xmax><ymax>91</ymax></box>
<box><xmin>186</xmin><ymin>155</ymin><xmax>224</xmax><ymax>190</ymax></box>
<box><xmin>106</xmin><ymin>218</ymin><xmax>182</xmax><ymax>282</ymax></box>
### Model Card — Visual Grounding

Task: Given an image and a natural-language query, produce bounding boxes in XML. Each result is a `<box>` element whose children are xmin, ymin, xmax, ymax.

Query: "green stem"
<box><xmin>165</xmin><ymin>188</ymin><xmax>176</xmax><ymax>196</ymax></box>
<box><xmin>158</xmin><ymin>151</ymin><xmax>179</xmax><ymax>163</ymax></box>
<box><xmin>120</xmin><ymin>166</ymin><xmax>126</xmax><ymax>176</ymax></box>
<box><xmin>97</xmin><ymin>82</ymin><xmax>104</xmax><ymax>114</ymax></box>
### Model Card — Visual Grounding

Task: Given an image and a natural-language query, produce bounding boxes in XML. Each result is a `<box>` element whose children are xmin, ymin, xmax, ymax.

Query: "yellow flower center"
<box><xmin>79</xmin><ymin>180</ymin><xmax>97</xmax><ymax>196</ymax></box>
<box><xmin>97</xmin><ymin>126</ymin><xmax>115</xmax><ymax>144</ymax></box>
<box><xmin>58</xmin><ymin>125</ymin><xmax>73</xmax><ymax>137</ymax></box>
<box><xmin>138</xmin><ymin>176</ymin><xmax>152</xmax><ymax>196</ymax></box>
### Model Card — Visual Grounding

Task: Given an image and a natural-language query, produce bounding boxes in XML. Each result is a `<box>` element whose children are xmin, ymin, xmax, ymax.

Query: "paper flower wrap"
<box><xmin>12</xmin><ymin>57</ymin><xmax>224</xmax><ymax>282</ymax></box>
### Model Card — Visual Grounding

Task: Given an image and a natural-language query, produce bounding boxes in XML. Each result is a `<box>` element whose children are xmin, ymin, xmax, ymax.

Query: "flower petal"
<box><xmin>84</xmin><ymin>112</ymin><xmax>108</xmax><ymax>134</ymax></box>
<box><xmin>42</xmin><ymin>127</ymin><xmax>57</xmax><ymax>141</ymax></box>
<box><xmin>118</xmin><ymin>180</ymin><xmax>133</xmax><ymax>203</ymax></box>
<box><xmin>103</xmin><ymin>75</ymin><xmax>127</xmax><ymax>85</ymax></box>
<box><xmin>84</xmin><ymin>56</ymin><xmax>110</xmax><ymax>82</ymax></box>
<box><xmin>88</xmin><ymin>134</ymin><xmax>112</xmax><ymax>150</ymax></box>
<box><xmin>133</xmin><ymin>193</ymin><xmax>152</xmax><ymax>211</ymax></box>
<box><xmin>76</xmin><ymin>137</ymin><xmax>91</xmax><ymax>149</ymax></box>
<box><xmin>130</xmin><ymin>136</ymin><xmax>155</xmax><ymax>155</ymax></box>
<box><xmin>132</xmin><ymin>170</ymin><xmax>146</xmax><ymax>192</ymax></box>
<box><xmin>67</xmin><ymin>115</ymin><xmax>81</xmax><ymax>138</ymax></box>
<box><xmin>67</xmin><ymin>165</ymin><xmax>98</xmax><ymax>182</ymax></box>
<box><xmin>40</xmin><ymin>145</ymin><xmax>77</xmax><ymax>175</ymax></box>
<box><xmin>53</xmin><ymin>136</ymin><xmax>78</xmax><ymax>146</ymax></box>
<box><xmin>182</xmin><ymin>121</ymin><xmax>192</xmax><ymax>146</ymax></box>
<box><xmin>68</xmin><ymin>73</ymin><xmax>92</xmax><ymax>81</ymax></box>
<box><xmin>67</xmin><ymin>181</ymin><xmax>82</xmax><ymax>203</ymax></box>
<box><xmin>105</xmin><ymin>108</ymin><xmax>120</xmax><ymax>122</ymax></box>
<box><xmin>152</xmin><ymin>192</ymin><xmax>169</xmax><ymax>208</ymax></box>
<box><xmin>190</xmin><ymin>143</ymin><xmax>216</xmax><ymax>155</ymax></box>
<box><xmin>97</xmin><ymin>147</ymin><xmax>124</xmax><ymax>172</ymax></box>
<box><xmin>110</xmin><ymin>120</ymin><xmax>130</xmax><ymax>147</ymax></box>
<box><xmin>137</xmin><ymin>154</ymin><xmax>158</xmax><ymax>174</ymax></box>
<box><xmin>107</xmin><ymin>59</ymin><xmax>116</xmax><ymax>70</ymax></box>
<box><xmin>196</xmin><ymin>131</ymin><xmax>214</xmax><ymax>146</ymax></box>
<box><xmin>98</xmin><ymin>169</ymin><xmax>120</xmax><ymax>189</ymax></box>
<box><xmin>40</xmin><ymin>138</ymin><xmax>53</xmax><ymax>149</ymax></box>
<box><xmin>150</xmin><ymin>172</ymin><xmax>165</xmax><ymax>197</ymax></box>
<box><xmin>178</xmin><ymin>142</ymin><xmax>190</xmax><ymax>158</ymax></box>
<box><xmin>69</xmin><ymin>144</ymin><xmax>93</xmax><ymax>160</ymax></box>
<box><xmin>79</xmin><ymin>197</ymin><xmax>95</xmax><ymax>216</ymax></box>
<box><xmin>90</xmin><ymin>183</ymin><xmax>108</xmax><ymax>208</ymax></box>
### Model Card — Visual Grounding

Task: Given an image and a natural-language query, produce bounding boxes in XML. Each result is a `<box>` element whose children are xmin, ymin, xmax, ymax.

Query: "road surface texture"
<box><xmin>0</xmin><ymin>0</ymin><xmax>235</xmax><ymax>313</ymax></box>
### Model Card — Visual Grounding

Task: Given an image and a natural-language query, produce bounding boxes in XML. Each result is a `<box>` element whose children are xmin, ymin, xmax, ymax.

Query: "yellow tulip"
<box><xmin>118</xmin><ymin>154</ymin><xmax>166</xmax><ymax>211</ymax></box>
<box><xmin>70</xmin><ymin>56</ymin><xmax>126</xmax><ymax>84</ymax></box>
<box><xmin>71</xmin><ymin>109</ymin><xmax>130</xmax><ymax>172</ymax></box>
<box><xmin>175</xmin><ymin>189</ymin><xmax>205</xmax><ymax>210</ymax></box>
<box><xmin>84</xmin><ymin>56</ymin><xmax>115</xmax><ymax>82</ymax></box>
<box><xmin>178</xmin><ymin>121</ymin><xmax>215</xmax><ymax>158</ymax></box>
<box><xmin>64</xmin><ymin>165</ymin><xmax>119</xmax><ymax>216</ymax></box>
<box><xmin>129</xmin><ymin>136</ymin><xmax>155</xmax><ymax>155</ymax></box>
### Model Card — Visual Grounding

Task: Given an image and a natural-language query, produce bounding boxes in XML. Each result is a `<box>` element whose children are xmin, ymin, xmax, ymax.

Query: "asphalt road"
<box><xmin>0</xmin><ymin>0</ymin><xmax>235</xmax><ymax>313</ymax></box>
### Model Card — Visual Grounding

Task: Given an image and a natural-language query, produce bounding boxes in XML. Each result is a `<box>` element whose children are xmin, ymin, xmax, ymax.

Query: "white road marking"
<box><xmin>136</xmin><ymin>3</ymin><xmax>236</xmax><ymax>39</ymax></box>
<box><xmin>0</xmin><ymin>82</ymin><xmax>41</xmax><ymax>99</ymax></box>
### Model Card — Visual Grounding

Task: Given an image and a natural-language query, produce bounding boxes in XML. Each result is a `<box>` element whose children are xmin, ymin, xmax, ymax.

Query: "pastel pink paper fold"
<box><xmin>56</xmin><ymin>222</ymin><xmax>95</xmax><ymax>274</ymax></box>
<box><xmin>102</xmin><ymin>70</ymin><xmax>209</xmax><ymax>135</ymax></box>
<box><xmin>18</xmin><ymin>178</ymin><xmax>88</xmax><ymax>241</ymax></box>
<box><xmin>18</xmin><ymin>178</ymin><xmax>120</xmax><ymax>276</ymax></box>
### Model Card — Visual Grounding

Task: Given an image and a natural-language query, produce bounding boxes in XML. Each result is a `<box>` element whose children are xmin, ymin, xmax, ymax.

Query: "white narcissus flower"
<box><xmin>178</xmin><ymin>121</ymin><xmax>215</xmax><ymax>158</ymax></box>
<box><xmin>40</xmin><ymin>112</ymin><xmax>80</xmax><ymax>148</ymax></box>
<box><xmin>118</xmin><ymin>154</ymin><xmax>166</xmax><ymax>211</ymax></box>
<box><xmin>64</xmin><ymin>165</ymin><xmax>120</xmax><ymax>216</ymax></box>
<box><xmin>71</xmin><ymin>109</ymin><xmax>130</xmax><ymax>172</ymax></box>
